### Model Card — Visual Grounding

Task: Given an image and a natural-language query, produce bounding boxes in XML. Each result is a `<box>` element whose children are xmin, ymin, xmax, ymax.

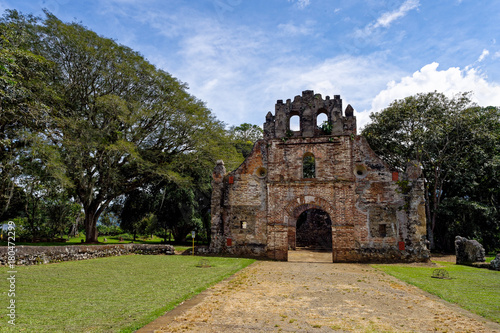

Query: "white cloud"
<box><xmin>91</xmin><ymin>0</ymin><xmax>499</xmax><ymax>135</ymax></box>
<box><xmin>355</xmin><ymin>0</ymin><xmax>420</xmax><ymax>37</ymax></box>
<box><xmin>478</xmin><ymin>49</ymin><xmax>489</xmax><ymax>62</ymax></box>
<box><xmin>278</xmin><ymin>20</ymin><xmax>315</xmax><ymax>36</ymax></box>
<box><xmin>264</xmin><ymin>55</ymin><xmax>403</xmax><ymax>107</ymax></box>
<box><xmin>493</xmin><ymin>51</ymin><xmax>500</xmax><ymax>59</ymax></box>
<box><xmin>170</xmin><ymin>20</ymin><xmax>404</xmax><ymax>130</ymax></box>
<box><xmin>288</xmin><ymin>0</ymin><xmax>311</xmax><ymax>9</ymax></box>
<box><xmin>364</xmin><ymin>62</ymin><xmax>500</xmax><ymax>129</ymax></box>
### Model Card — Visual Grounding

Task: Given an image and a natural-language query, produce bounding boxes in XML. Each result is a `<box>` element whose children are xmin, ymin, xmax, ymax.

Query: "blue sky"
<box><xmin>2</xmin><ymin>0</ymin><xmax>500</xmax><ymax>130</ymax></box>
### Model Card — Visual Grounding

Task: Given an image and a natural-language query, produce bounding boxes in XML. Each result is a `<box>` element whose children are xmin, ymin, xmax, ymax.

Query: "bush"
<box><xmin>97</xmin><ymin>225</ymin><xmax>123</xmax><ymax>236</ymax></box>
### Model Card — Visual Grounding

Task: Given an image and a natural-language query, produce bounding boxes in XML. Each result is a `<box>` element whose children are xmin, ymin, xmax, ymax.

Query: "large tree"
<box><xmin>4</xmin><ymin>11</ymin><xmax>232</xmax><ymax>243</ymax></box>
<box><xmin>0</xmin><ymin>10</ymin><xmax>52</xmax><ymax>217</ymax></box>
<box><xmin>362</xmin><ymin>92</ymin><xmax>499</xmax><ymax>250</ymax></box>
<box><xmin>435</xmin><ymin>106</ymin><xmax>500</xmax><ymax>251</ymax></box>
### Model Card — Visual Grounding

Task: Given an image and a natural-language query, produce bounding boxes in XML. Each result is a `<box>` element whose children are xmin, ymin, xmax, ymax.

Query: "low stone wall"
<box><xmin>0</xmin><ymin>244</ymin><xmax>175</xmax><ymax>265</ymax></box>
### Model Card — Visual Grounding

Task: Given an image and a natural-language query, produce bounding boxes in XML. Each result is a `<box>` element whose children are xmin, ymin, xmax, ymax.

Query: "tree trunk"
<box><xmin>84</xmin><ymin>210</ymin><xmax>99</xmax><ymax>243</ymax></box>
<box><xmin>83</xmin><ymin>198</ymin><xmax>112</xmax><ymax>243</ymax></box>
<box><xmin>427</xmin><ymin>217</ymin><xmax>435</xmax><ymax>250</ymax></box>
<box><xmin>423</xmin><ymin>180</ymin><xmax>434</xmax><ymax>250</ymax></box>
<box><xmin>0</xmin><ymin>180</ymin><xmax>15</xmax><ymax>216</ymax></box>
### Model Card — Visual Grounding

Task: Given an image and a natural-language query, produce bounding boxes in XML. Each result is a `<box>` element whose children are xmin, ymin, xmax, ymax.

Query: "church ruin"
<box><xmin>210</xmin><ymin>90</ymin><xmax>429</xmax><ymax>262</ymax></box>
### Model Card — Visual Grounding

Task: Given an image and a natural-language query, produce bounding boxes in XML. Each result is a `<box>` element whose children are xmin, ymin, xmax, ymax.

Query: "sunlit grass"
<box><xmin>0</xmin><ymin>234</ymin><xmax>165</xmax><ymax>246</ymax></box>
<box><xmin>0</xmin><ymin>255</ymin><xmax>254</xmax><ymax>332</ymax></box>
<box><xmin>374</xmin><ymin>261</ymin><xmax>500</xmax><ymax>323</ymax></box>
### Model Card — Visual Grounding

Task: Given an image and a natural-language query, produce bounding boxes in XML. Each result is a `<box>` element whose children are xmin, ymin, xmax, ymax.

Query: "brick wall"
<box><xmin>210</xmin><ymin>91</ymin><xmax>430</xmax><ymax>262</ymax></box>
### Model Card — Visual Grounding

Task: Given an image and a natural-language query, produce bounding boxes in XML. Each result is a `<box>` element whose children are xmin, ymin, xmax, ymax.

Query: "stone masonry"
<box><xmin>210</xmin><ymin>90</ymin><xmax>429</xmax><ymax>262</ymax></box>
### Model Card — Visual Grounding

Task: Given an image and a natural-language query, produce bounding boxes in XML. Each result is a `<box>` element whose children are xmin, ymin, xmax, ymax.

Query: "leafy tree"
<box><xmin>435</xmin><ymin>106</ymin><xmax>500</xmax><ymax>251</ymax></box>
<box><xmin>0</xmin><ymin>10</ymin><xmax>53</xmax><ymax>216</ymax></box>
<box><xmin>119</xmin><ymin>189</ymin><xmax>152</xmax><ymax>241</ymax></box>
<box><xmin>3</xmin><ymin>11</ymin><xmax>233</xmax><ymax>243</ymax></box>
<box><xmin>45</xmin><ymin>194</ymin><xmax>82</xmax><ymax>238</ymax></box>
<box><xmin>0</xmin><ymin>184</ymin><xmax>25</xmax><ymax>223</ymax></box>
<box><xmin>154</xmin><ymin>181</ymin><xmax>201</xmax><ymax>243</ymax></box>
<box><xmin>363</xmin><ymin>91</ymin><xmax>500</xmax><ymax>251</ymax></box>
<box><xmin>229</xmin><ymin>123</ymin><xmax>263</xmax><ymax>158</ymax></box>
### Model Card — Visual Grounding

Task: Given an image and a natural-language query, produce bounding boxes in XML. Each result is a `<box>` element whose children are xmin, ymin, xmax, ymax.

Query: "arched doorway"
<box><xmin>288</xmin><ymin>208</ymin><xmax>332</xmax><ymax>252</ymax></box>
<box><xmin>296</xmin><ymin>209</ymin><xmax>332</xmax><ymax>250</ymax></box>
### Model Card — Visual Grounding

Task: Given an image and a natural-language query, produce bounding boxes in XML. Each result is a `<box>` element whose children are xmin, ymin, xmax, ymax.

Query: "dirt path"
<box><xmin>139</xmin><ymin>252</ymin><xmax>500</xmax><ymax>332</ymax></box>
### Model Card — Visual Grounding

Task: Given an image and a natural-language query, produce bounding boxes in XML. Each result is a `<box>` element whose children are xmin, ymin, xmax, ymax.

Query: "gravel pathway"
<box><xmin>138</xmin><ymin>252</ymin><xmax>500</xmax><ymax>332</ymax></box>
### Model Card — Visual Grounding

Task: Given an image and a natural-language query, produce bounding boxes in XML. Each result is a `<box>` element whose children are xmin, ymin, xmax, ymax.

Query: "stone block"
<box><xmin>489</xmin><ymin>254</ymin><xmax>500</xmax><ymax>271</ymax></box>
<box><xmin>455</xmin><ymin>236</ymin><xmax>486</xmax><ymax>264</ymax></box>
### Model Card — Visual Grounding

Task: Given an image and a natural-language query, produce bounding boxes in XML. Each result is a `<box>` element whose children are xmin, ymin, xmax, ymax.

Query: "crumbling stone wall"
<box><xmin>210</xmin><ymin>90</ymin><xmax>429</xmax><ymax>262</ymax></box>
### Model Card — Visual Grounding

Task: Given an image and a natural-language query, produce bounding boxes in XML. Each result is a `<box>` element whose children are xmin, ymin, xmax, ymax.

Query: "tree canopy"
<box><xmin>228</xmin><ymin>122</ymin><xmax>263</xmax><ymax>158</ymax></box>
<box><xmin>1</xmin><ymin>10</ymin><xmax>242</xmax><ymax>242</ymax></box>
<box><xmin>363</xmin><ymin>92</ymin><xmax>500</xmax><ymax>251</ymax></box>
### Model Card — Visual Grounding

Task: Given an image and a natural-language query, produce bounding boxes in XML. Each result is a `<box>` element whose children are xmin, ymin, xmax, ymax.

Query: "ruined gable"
<box><xmin>210</xmin><ymin>90</ymin><xmax>429</xmax><ymax>262</ymax></box>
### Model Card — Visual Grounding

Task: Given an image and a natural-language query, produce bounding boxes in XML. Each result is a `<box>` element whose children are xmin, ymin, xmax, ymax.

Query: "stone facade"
<box><xmin>210</xmin><ymin>90</ymin><xmax>429</xmax><ymax>262</ymax></box>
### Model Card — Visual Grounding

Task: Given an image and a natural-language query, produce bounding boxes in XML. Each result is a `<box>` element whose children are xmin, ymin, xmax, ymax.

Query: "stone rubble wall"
<box><xmin>0</xmin><ymin>244</ymin><xmax>175</xmax><ymax>265</ymax></box>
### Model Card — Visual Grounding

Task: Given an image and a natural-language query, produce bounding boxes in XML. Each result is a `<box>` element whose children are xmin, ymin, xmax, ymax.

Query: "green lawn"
<box><xmin>375</xmin><ymin>261</ymin><xmax>500</xmax><ymax>323</ymax></box>
<box><xmin>0</xmin><ymin>234</ymin><xmax>165</xmax><ymax>246</ymax></box>
<box><xmin>0</xmin><ymin>235</ymin><xmax>208</xmax><ymax>248</ymax></box>
<box><xmin>0</xmin><ymin>255</ymin><xmax>255</xmax><ymax>332</ymax></box>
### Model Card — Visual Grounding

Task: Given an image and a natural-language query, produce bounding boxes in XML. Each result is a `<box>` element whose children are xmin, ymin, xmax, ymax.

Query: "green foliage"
<box><xmin>375</xmin><ymin>262</ymin><xmax>500</xmax><ymax>323</ymax></box>
<box><xmin>303</xmin><ymin>153</ymin><xmax>315</xmax><ymax>179</ymax></box>
<box><xmin>0</xmin><ymin>10</ymin><xmax>53</xmax><ymax>217</ymax></box>
<box><xmin>319</xmin><ymin>120</ymin><xmax>332</xmax><ymax>135</ymax></box>
<box><xmin>153</xmin><ymin>182</ymin><xmax>201</xmax><ymax>242</ymax></box>
<box><xmin>0</xmin><ymin>255</ymin><xmax>255</xmax><ymax>332</ymax></box>
<box><xmin>229</xmin><ymin>123</ymin><xmax>263</xmax><ymax>143</ymax></box>
<box><xmin>0</xmin><ymin>234</ymin><xmax>166</xmax><ymax>246</ymax></box>
<box><xmin>395</xmin><ymin>180</ymin><xmax>411</xmax><ymax>195</ymax></box>
<box><xmin>229</xmin><ymin>123</ymin><xmax>263</xmax><ymax>158</ymax></box>
<box><xmin>118</xmin><ymin>189</ymin><xmax>153</xmax><ymax>241</ymax></box>
<box><xmin>96</xmin><ymin>224</ymin><xmax>123</xmax><ymax>236</ymax></box>
<box><xmin>363</xmin><ymin>91</ymin><xmax>500</xmax><ymax>251</ymax></box>
<box><xmin>1</xmin><ymin>10</ymin><xmax>242</xmax><ymax>243</ymax></box>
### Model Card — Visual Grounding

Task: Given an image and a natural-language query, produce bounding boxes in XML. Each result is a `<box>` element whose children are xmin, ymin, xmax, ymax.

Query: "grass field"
<box><xmin>375</xmin><ymin>261</ymin><xmax>500</xmax><ymax>324</ymax></box>
<box><xmin>0</xmin><ymin>255</ymin><xmax>254</xmax><ymax>332</ymax></box>
<box><xmin>0</xmin><ymin>234</ymin><xmax>208</xmax><ymax>248</ymax></box>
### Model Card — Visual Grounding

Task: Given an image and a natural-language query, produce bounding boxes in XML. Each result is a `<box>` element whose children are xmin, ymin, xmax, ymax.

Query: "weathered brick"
<box><xmin>210</xmin><ymin>91</ymin><xmax>430</xmax><ymax>263</ymax></box>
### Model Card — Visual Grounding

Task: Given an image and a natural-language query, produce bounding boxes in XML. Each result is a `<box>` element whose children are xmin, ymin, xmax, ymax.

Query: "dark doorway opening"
<box><xmin>296</xmin><ymin>209</ymin><xmax>332</xmax><ymax>251</ymax></box>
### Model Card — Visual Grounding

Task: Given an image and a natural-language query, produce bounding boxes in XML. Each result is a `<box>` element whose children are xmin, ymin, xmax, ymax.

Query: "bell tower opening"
<box><xmin>289</xmin><ymin>114</ymin><xmax>300</xmax><ymax>131</ymax></box>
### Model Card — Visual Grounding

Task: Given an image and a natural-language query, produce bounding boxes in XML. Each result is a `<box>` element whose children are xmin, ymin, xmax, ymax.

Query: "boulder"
<box><xmin>490</xmin><ymin>254</ymin><xmax>500</xmax><ymax>271</ymax></box>
<box><xmin>455</xmin><ymin>236</ymin><xmax>485</xmax><ymax>265</ymax></box>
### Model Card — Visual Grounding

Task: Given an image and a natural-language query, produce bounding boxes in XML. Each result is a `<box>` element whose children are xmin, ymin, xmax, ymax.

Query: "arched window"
<box><xmin>289</xmin><ymin>115</ymin><xmax>300</xmax><ymax>131</ymax></box>
<box><xmin>316</xmin><ymin>112</ymin><xmax>328</xmax><ymax>127</ymax></box>
<box><xmin>303</xmin><ymin>152</ymin><xmax>315</xmax><ymax>178</ymax></box>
